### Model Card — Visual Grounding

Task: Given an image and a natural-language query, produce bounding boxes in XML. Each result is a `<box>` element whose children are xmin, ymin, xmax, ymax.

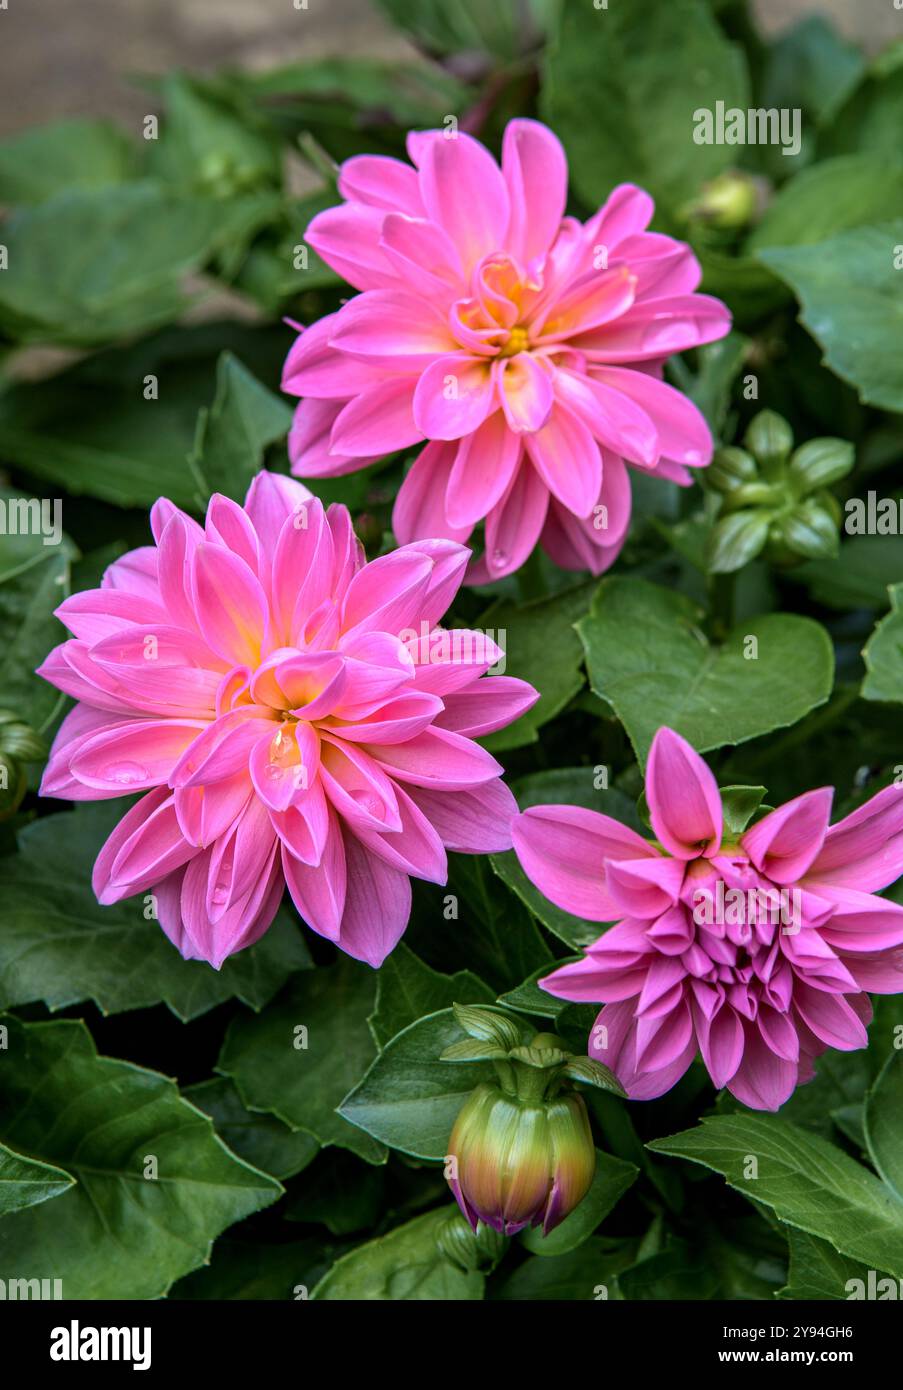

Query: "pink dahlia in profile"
<box><xmin>282</xmin><ymin>119</ymin><xmax>731</xmax><ymax>581</ymax></box>
<box><xmin>37</xmin><ymin>473</ymin><xmax>537</xmax><ymax>968</ymax></box>
<box><xmin>512</xmin><ymin>727</ymin><xmax>903</xmax><ymax>1111</ymax></box>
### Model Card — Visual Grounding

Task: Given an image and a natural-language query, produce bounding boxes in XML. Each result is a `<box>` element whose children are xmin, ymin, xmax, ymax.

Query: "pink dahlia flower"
<box><xmin>282</xmin><ymin>119</ymin><xmax>731</xmax><ymax>581</ymax></box>
<box><xmin>512</xmin><ymin>727</ymin><xmax>903</xmax><ymax>1111</ymax></box>
<box><xmin>37</xmin><ymin>472</ymin><xmax>537</xmax><ymax>969</ymax></box>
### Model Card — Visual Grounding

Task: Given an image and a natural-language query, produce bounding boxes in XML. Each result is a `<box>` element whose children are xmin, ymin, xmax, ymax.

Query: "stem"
<box><xmin>707</xmin><ymin>569</ymin><xmax>736</xmax><ymax>641</ymax></box>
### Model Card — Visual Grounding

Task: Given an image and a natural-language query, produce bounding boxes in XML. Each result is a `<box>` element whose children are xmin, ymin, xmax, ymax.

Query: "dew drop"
<box><xmin>107</xmin><ymin>761</ymin><xmax>149</xmax><ymax>786</ymax></box>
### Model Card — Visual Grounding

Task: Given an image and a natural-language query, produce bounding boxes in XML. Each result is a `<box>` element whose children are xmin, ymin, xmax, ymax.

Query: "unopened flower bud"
<box><xmin>447</xmin><ymin>1082</ymin><xmax>595</xmax><ymax>1237</ymax></box>
<box><xmin>708</xmin><ymin>509</ymin><xmax>771</xmax><ymax>574</ymax></box>
<box><xmin>0</xmin><ymin>711</ymin><xmax>46</xmax><ymax>819</ymax></box>
<box><xmin>744</xmin><ymin>410</ymin><xmax>794</xmax><ymax>475</ymax></box>
<box><xmin>441</xmin><ymin>1007</ymin><xmax>619</xmax><ymax>1238</ymax></box>
<box><xmin>767</xmin><ymin>498</ymin><xmax>839</xmax><ymax>565</ymax></box>
<box><xmin>788</xmin><ymin>438</ymin><xmax>855</xmax><ymax>494</ymax></box>
<box><xmin>707</xmin><ymin>446</ymin><xmax>758</xmax><ymax>495</ymax></box>
<box><xmin>690</xmin><ymin>171</ymin><xmax>758</xmax><ymax>230</ymax></box>
<box><xmin>436</xmin><ymin>1209</ymin><xmax>508</xmax><ymax>1272</ymax></box>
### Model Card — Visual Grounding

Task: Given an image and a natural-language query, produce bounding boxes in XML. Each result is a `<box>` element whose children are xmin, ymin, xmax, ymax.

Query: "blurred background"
<box><xmin>1</xmin><ymin>0</ymin><xmax>899</xmax><ymax>137</ymax></box>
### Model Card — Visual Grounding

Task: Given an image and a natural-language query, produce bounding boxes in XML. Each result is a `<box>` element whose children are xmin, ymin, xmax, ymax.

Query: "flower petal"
<box><xmin>646</xmin><ymin>726</ymin><xmax>722</xmax><ymax>860</ymax></box>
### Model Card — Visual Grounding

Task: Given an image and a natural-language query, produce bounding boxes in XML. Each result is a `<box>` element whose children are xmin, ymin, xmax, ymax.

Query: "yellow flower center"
<box><xmin>500</xmin><ymin>325</ymin><xmax>530</xmax><ymax>357</ymax></box>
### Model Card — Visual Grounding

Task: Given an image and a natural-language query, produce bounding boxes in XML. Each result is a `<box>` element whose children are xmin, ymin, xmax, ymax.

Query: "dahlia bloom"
<box><xmin>282</xmin><ymin>119</ymin><xmax>731</xmax><ymax>581</ymax></box>
<box><xmin>512</xmin><ymin>727</ymin><xmax>903</xmax><ymax>1110</ymax></box>
<box><xmin>37</xmin><ymin>472</ymin><xmax>537</xmax><ymax>968</ymax></box>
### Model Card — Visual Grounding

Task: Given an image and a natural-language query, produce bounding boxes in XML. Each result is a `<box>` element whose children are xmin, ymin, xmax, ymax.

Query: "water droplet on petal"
<box><xmin>107</xmin><ymin>761</ymin><xmax>149</xmax><ymax>786</ymax></box>
<box><xmin>491</xmin><ymin>547</ymin><xmax>508</xmax><ymax>570</ymax></box>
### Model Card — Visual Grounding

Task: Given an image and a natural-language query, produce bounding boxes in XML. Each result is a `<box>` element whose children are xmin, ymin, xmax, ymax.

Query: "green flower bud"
<box><xmin>788</xmin><ymin>438</ymin><xmax>855</xmax><ymax>494</ymax></box>
<box><xmin>0</xmin><ymin>710</ymin><xmax>46</xmax><ymax>819</ymax></box>
<box><xmin>441</xmin><ymin>1005</ymin><xmax>617</xmax><ymax>1239</ymax></box>
<box><xmin>436</xmin><ymin>1210</ymin><xmax>508</xmax><ymax>1272</ymax></box>
<box><xmin>744</xmin><ymin>410</ymin><xmax>794</xmax><ymax>474</ymax></box>
<box><xmin>767</xmin><ymin>498</ymin><xmax>840</xmax><ymax>564</ymax></box>
<box><xmin>0</xmin><ymin>752</ymin><xmax>27</xmax><ymax>819</ymax></box>
<box><xmin>690</xmin><ymin>171</ymin><xmax>758</xmax><ymax>230</ymax></box>
<box><xmin>447</xmin><ymin>1081</ymin><xmax>595</xmax><ymax>1238</ymax></box>
<box><xmin>708</xmin><ymin>509</ymin><xmax>771</xmax><ymax>574</ymax></box>
<box><xmin>718</xmin><ymin>480</ymin><xmax>785</xmax><ymax>513</ymax></box>
<box><xmin>707</xmin><ymin>446</ymin><xmax>759</xmax><ymax>494</ymax></box>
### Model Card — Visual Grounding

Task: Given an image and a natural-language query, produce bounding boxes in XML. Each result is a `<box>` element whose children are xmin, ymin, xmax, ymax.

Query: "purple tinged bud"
<box><xmin>446</xmin><ymin>1081</ymin><xmax>595</xmax><ymax>1237</ymax></box>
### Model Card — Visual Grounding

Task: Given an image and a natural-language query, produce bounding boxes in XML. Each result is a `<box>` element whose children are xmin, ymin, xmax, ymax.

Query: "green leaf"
<box><xmin>694</xmin><ymin>244</ymin><xmax>788</xmax><ymax>329</ymax></box>
<box><xmin>416</xmin><ymin>854</ymin><xmax>552</xmax><ymax>991</ymax></box>
<box><xmin>218</xmin><ymin>959</ymin><xmax>387</xmax><ymax>1165</ymax></box>
<box><xmin>375</xmin><ymin>0</ymin><xmax>545</xmax><ymax>62</ymax></box>
<box><xmin>478</xmin><ymin>583</ymin><xmax>592</xmax><ymax>752</ymax></box>
<box><xmin>312</xmin><ymin>1205</ymin><xmax>484</xmax><ymax>1300</ymax></box>
<box><xmin>668</xmin><ymin>330</ymin><xmax>750</xmax><ymax>438</ymax></box>
<box><xmin>0</xmin><ymin>496</ymin><xmax>75</xmax><ymax>733</ymax></box>
<box><xmin>780</xmin><ymin>1229</ymin><xmax>870</xmax><ymax>1301</ymax></box>
<box><xmin>578</xmin><ymin>576</ymin><xmax>834</xmax><ymax>764</ymax></box>
<box><xmin>285</xmin><ymin>1151</ymin><xmax>385</xmax><ymax>1235</ymax></box>
<box><xmin>864</xmin><ymin>1050</ymin><xmax>903</xmax><ymax>1202</ymax></box>
<box><xmin>649</xmin><ymin>1114</ymin><xmax>903</xmax><ymax>1278</ymax></box>
<box><xmin>761</xmin><ymin>16</ymin><xmax>865</xmax><ymax>128</ymax></box>
<box><xmin>0</xmin><ymin>803</ymin><xmax>311</xmax><ymax>1021</ymax></box>
<box><xmin>759</xmin><ymin>222</ymin><xmax>903</xmax><ymax>412</ymax></box>
<box><xmin>149</xmin><ymin>75</ymin><xmax>280</xmax><ymax>195</ymax></box>
<box><xmin>520</xmin><ymin>1151</ymin><xmax>637</xmax><ymax>1257</ymax></box>
<box><xmin>822</xmin><ymin>64</ymin><xmax>903</xmax><ymax>164</ymax></box>
<box><xmin>239</xmin><ymin>55</ymin><xmax>469</xmax><ymax>127</ymax></box>
<box><xmin>188</xmin><ymin>352</ymin><xmax>292</xmax><ymax>506</ymax></box>
<box><xmin>174</xmin><ymin>1238</ymin><xmax>335</xmax><ymax>1300</ymax></box>
<box><xmin>863</xmin><ymin>582</ymin><xmax>903</xmax><ymax>703</ymax></box>
<box><xmin>561</xmin><ymin>1056</ymin><xmax>626</xmax><ymax>1097</ymax></box>
<box><xmin>616</xmin><ymin>1239</ymin><xmax>720</xmax><ymax>1300</ymax></box>
<box><xmin>832</xmin><ymin>1103</ymin><xmax>867</xmax><ymax>1153</ymax></box>
<box><xmin>491</xmin><ymin>1235</ymin><xmax>638</xmax><ymax>1300</ymax></box>
<box><xmin>0</xmin><ymin>1017</ymin><xmax>280</xmax><ymax>1297</ymax></box>
<box><xmin>0</xmin><ymin>324</ymin><xmax>289</xmax><ymax>510</ymax></box>
<box><xmin>339</xmin><ymin>1008</ymin><xmax>495</xmax><ymax>1161</ymax></box>
<box><xmin>696</xmin><ymin>1215</ymin><xmax>788</xmax><ymax>1300</ymax></box>
<box><xmin>497</xmin><ymin>967</ymin><xmax>570</xmax><ymax>1020</ymax></box>
<box><xmin>542</xmin><ymin>0</ymin><xmax>749</xmax><ymax>221</ymax></box>
<box><xmin>720</xmin><ymin>785</ymin><xmax>768</xmax><ymax>835</ymax></box>
<box><xmin>233</xmin><ymin>190</ymin><xmax>341</xmax><ymax>309</ymax></box>
<box><xmin>492</xmin><ymin>769</ymin><xmax>644</xmax><ymax>949</ymax></box>
<box><xmin>0</xmin><ymin>118</ymin><xmax>137</xmax><ymax>204</ymax></box>
<box><xmin>184</xmin><ymin>1078</ymin><xmax>318</xmax><ymax>1181</ymax></box>
<box><xmin>775</xmin><ymin>1047</ymin><xmax>873</xmax><ymax>1141</ymax></box>
<box><xmin>0</xmin><ymin>1141</ymin><xmax>73</xmax><ymax>1216</ymax></box>
<box><xmin>797</xmin><ymin>536</ymin><xmax>903</xmax><ymax>612</ymax></box>
<box><xmin>748</xmin><ymin>156</ymin><xmax>903</xmax><ymax>253</ymax></box>
<box><xmin>0</xmin><ymin>183</ymin><xmax>242</xmax><ymax>345</ymax></box>
<box><xmin>368</xmin><ymin>942</ymin><xmax>493</xmax><ymax>1050</ymax></box>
